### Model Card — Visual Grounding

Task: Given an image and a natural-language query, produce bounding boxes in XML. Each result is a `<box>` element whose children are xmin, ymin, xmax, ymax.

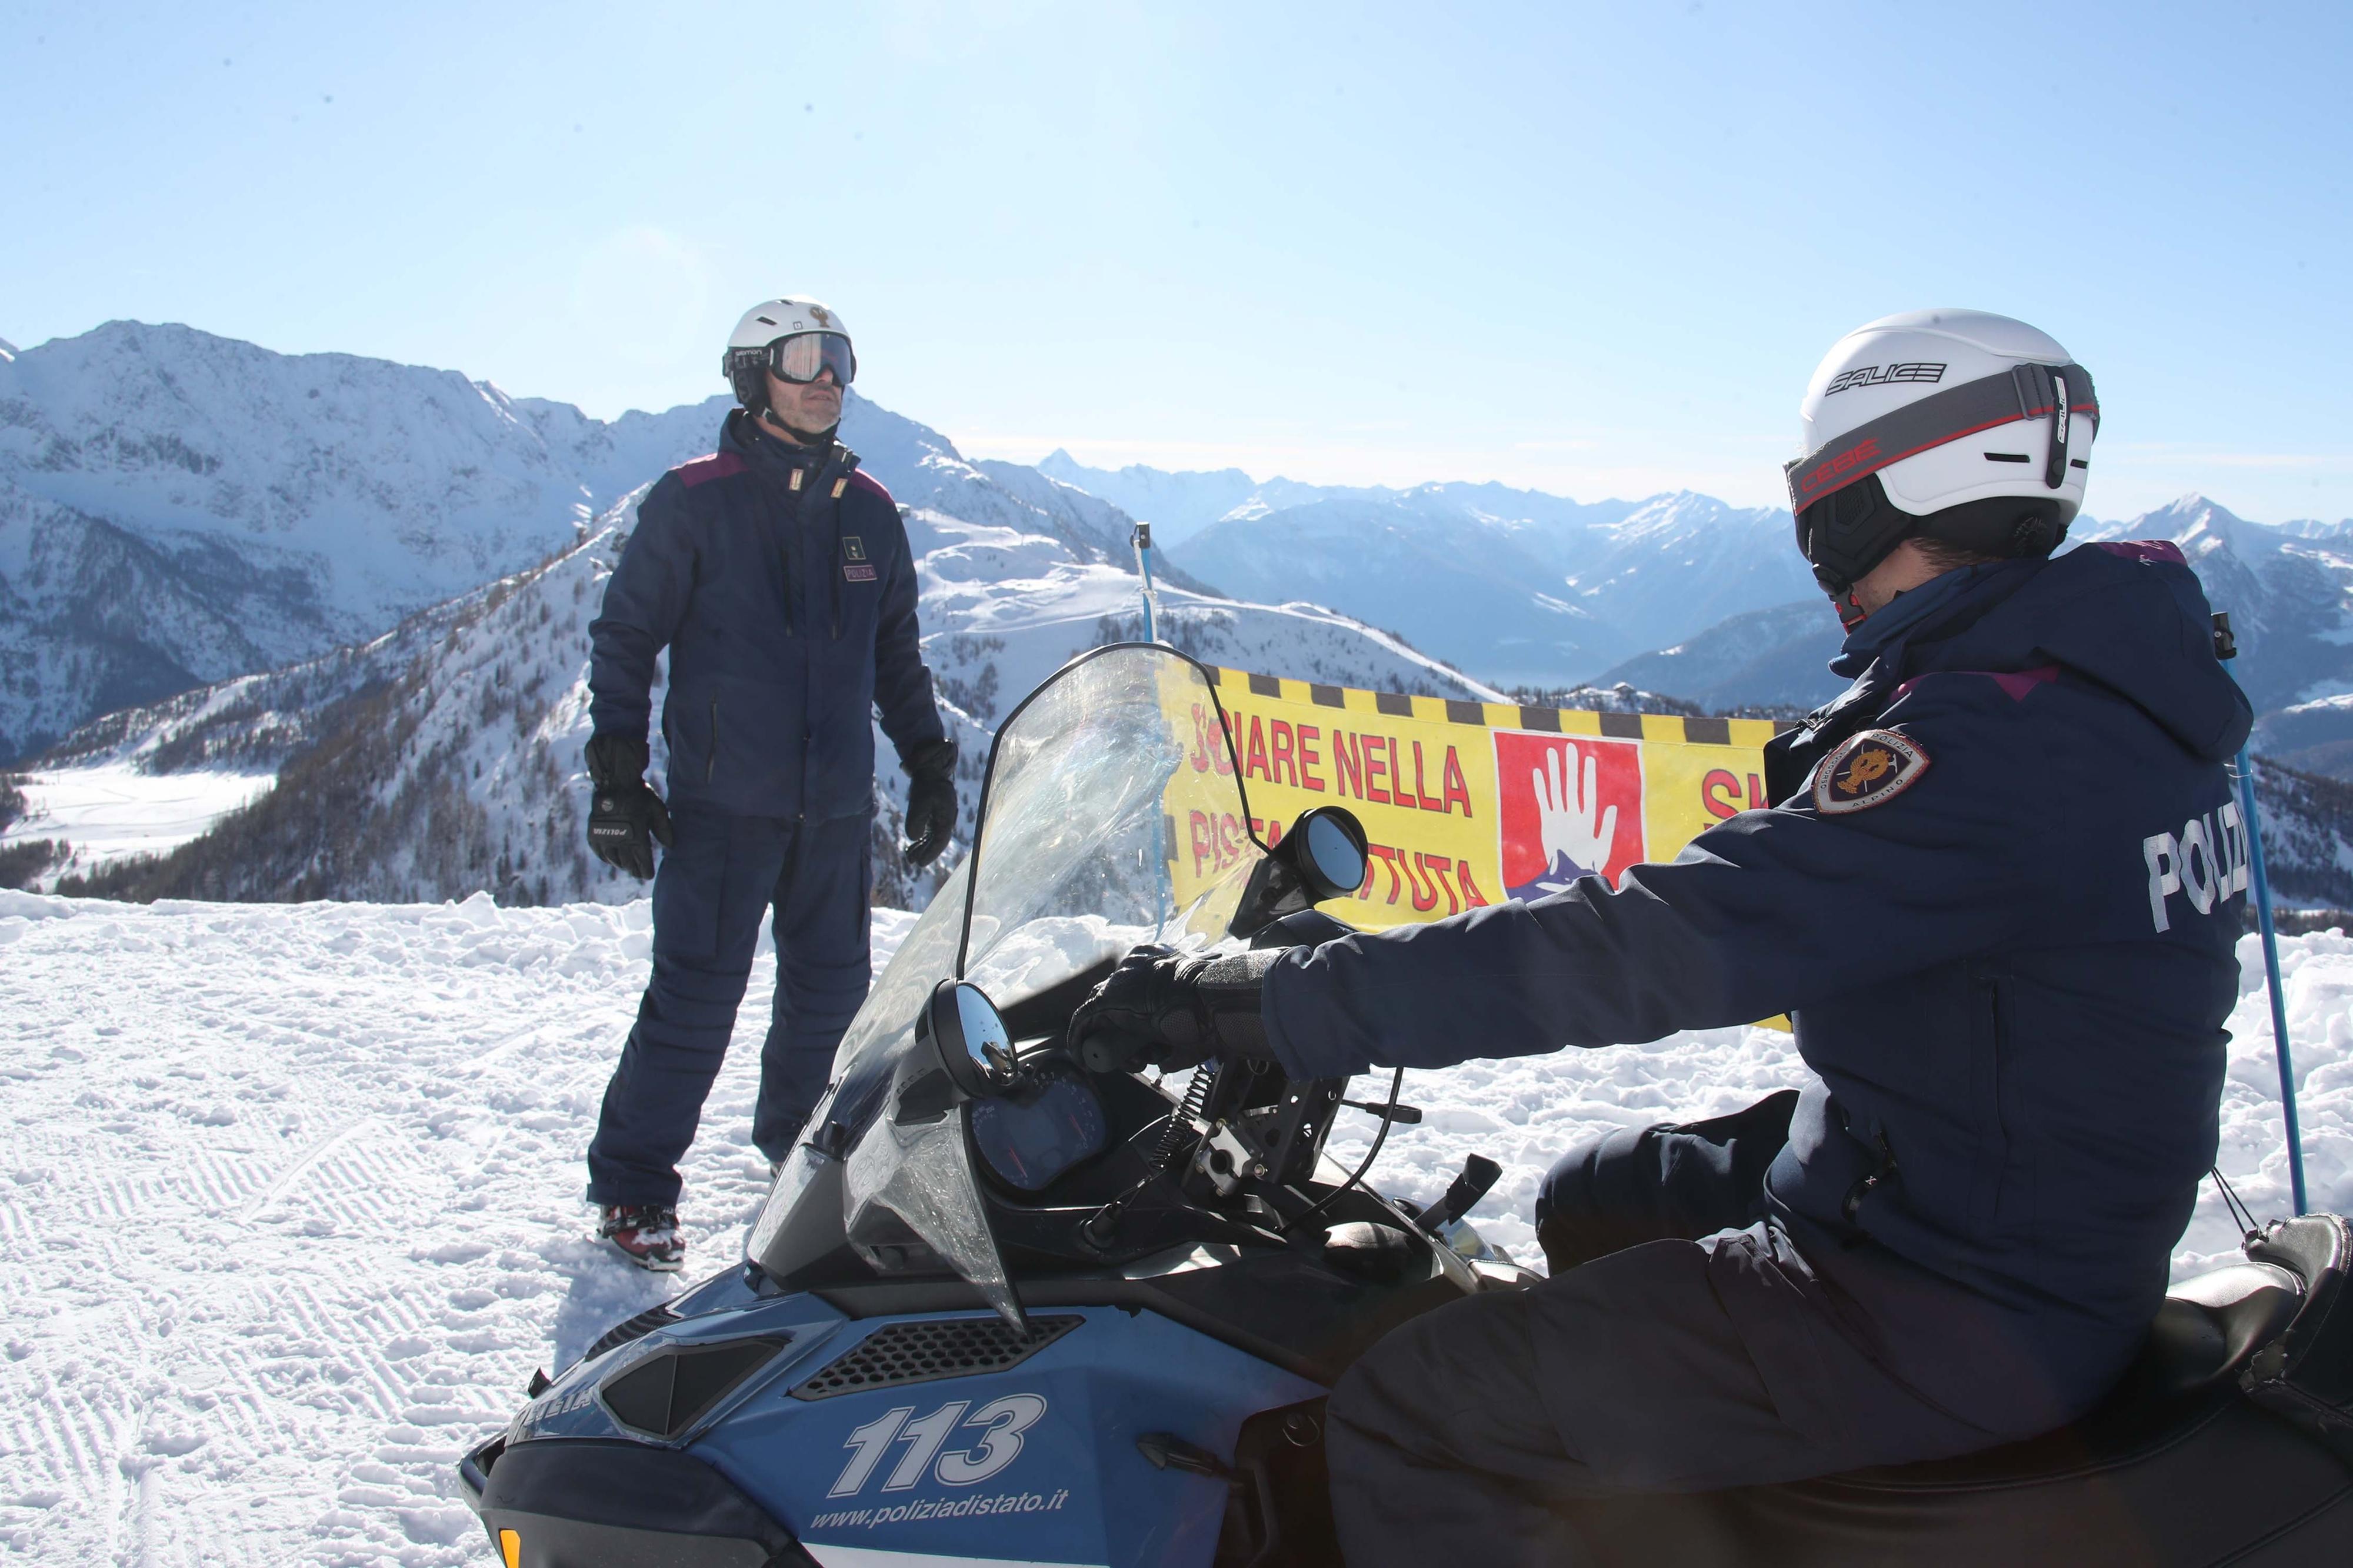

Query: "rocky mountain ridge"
<box><xmin>0</xmin><ymin>322</ymin><xmax>1207</xmax><ymax>763</ymax></box>
<box><xmin>1041</xmin><ymin>452</ymin><xmax>2353</xmax><ymax>768</ymax></box>
<box><xmin>19</xmin><ymin>476</ymin><xmax>1500</xmax><ymax>906</ymax></box>
<box><xmin>1042</xmin><ymin>449</ymin><xmax>1821</xmax><ymax>687</ymax></box>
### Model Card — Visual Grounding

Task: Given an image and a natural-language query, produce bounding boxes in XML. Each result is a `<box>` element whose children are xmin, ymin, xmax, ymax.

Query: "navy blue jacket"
<box><xmin>1265</xmin><ymin>541</ymin><xmax>2253</xmax><ymax>1424</ymax></box>
<box><xmin>588</xmin><ymin>411</ymin><xmax>944</xmax><ymax>821</ymax></box>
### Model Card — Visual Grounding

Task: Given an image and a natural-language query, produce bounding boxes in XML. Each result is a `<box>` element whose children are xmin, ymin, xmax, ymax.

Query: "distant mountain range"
<box><xmin>1042</xmin><ymin>450</ymin><xmax>1818</xmax><ymax>689</ymax></box>
<box><xmin>1041</xmin><ymin>452</ymin><xmax>2353</xmax><ymax>771</ymax></box>
<box><xmin>1</xmin><ymin>324</ymin><xmax>1499</xmax><ymax>902</ymax></box>
<box><xmin>9</xmin><ymin>320</ymin><xmax>2353</xmax><ymax>911</ymax></box>
<box><xmin>0</xmin><ymin>323</ymin><xmax>1234</xmax><ymax>764</ymax></box>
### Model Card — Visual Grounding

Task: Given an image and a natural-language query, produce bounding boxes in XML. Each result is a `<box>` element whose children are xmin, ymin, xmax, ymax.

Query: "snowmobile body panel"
<box><xmin>468</xmin><ymin>1290</ymin><xmax>1322</xmax><ymax>1568</ymax></box>
<box><xmin>470</xmin><ymin>1436</ymin><xmax>804</xmax><ymax>1567</ymax></box>
<box><xmin>501</xmin><ymin>1293</ymin><xmax>849</xmax><ymax>1447</ymax></box>
<box><xmin>699</xmin><ymin>1303</ymin><xmax>1319</xmax><ymax>1567</ymax></box>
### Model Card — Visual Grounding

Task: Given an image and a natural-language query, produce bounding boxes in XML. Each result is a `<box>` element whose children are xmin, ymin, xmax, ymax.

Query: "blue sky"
<box><xmin>6</xmin><ymin>2</ymin><xmax>2349</xmax><ymax>519</ymax></box>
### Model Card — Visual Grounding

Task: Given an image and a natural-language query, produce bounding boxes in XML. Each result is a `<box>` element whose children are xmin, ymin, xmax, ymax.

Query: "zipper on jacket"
<box><xmin>1970</xmin><ymin>973</ymin><xmax>2011</xmax><ymax>1219</ymax></box>
<box><xmin>780</xmin><ymin>539</ymin><xmax>796</xmax><ymax>636</ymax></box>
<box><xmin>1842</xmin><ymin>1129</ymin><xmax>1899</xmax><ymax>1225</ymax></box>
<box><xmin>706</xmin><ymin>695</ymin><xmax>718</xmax><ymax>785</ymax></box>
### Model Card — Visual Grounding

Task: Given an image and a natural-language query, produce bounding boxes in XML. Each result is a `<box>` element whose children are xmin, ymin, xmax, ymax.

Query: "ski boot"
<box><xmin>597</xmin><ymin>1205</ymin><xmax>683</xmax><ymax>1272</ymax></box>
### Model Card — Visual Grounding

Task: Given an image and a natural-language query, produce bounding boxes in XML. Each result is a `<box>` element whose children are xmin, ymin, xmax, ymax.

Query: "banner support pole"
<box><xmin>1132</xmin><ymin>522</ymin><xmax>1161</xmax><ymax>645</ymax></box>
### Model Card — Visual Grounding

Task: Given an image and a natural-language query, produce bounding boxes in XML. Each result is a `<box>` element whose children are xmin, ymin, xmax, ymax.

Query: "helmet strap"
<box><xmin>1811</xmin><ymin>562</ymin><xmax>1872</xmax><ymax>631</ymax></box>
<box><xmin>2042</xmin><ymin>369</ymin><xmax>2072</xmax><ymax>489</ymax></box>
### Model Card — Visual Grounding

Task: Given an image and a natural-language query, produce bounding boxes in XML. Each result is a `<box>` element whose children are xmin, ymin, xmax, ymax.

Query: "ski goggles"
<box><xmin>1784</xmin><ymin>361</ymin><xmax>2098</xmax><ymax>515</ymax></box>
<box><xmin>759</xmin><ymin>331</ymin><xmax>856</xmax><ymax>386</ymax></box>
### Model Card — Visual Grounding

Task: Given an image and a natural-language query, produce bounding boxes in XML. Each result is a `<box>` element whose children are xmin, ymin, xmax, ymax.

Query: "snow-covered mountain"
<box><xmin>2072</xmin><ymin>498</ymin><xmax>2353</xmax><ymax>718</ymax></box>
<box><xmin>14</xmin><ymin>471</ymin><xmax>1497</xmax><ymax>905</ymax></box>
<box><xmin>1041</xmin><ymin>453</ymin><xmax>2353</xmax><ymax>743</ymax></box>
<box><xmin>1034</xmin><ymin>451</ymin><xmax>1391</xmax><ymax>547</ymax></box>
<box><xmin>1598</xmin><ymin>600</ymin><xmax>1845</xmax><ymax>715</ymax></box>
<box><xmin>1587</xmin><ymin>496</ymin><xmax>2353</xmax><ymax>743</ymax></box>
<box><xmin>0</xmin><ymin>323</ymin><xmax>1216</xmax><ymax>765</ymax></box>
<box><xmin>1164</xmin><ymin>495</ymin><xmax>1629</xmax><ymax>683</ymax></box>
<box><xmin>1040</xmin><ymin>455</ymin><xmax>1817</xmax><ymax>688</ymax></box>
<box><xmin>1176</xmin><ymin>486</ymin><xmax>1817</xmax><ymax>688</ymax></box>
<box><xmin>0</xmin><ymin>322</ymin><xmax>695</xmax><ymax>760</ymax></box>
<box><xmin>18</xmin><ymin>319</ymin><xmax>2353</xmax><ymax>916</ymax></box>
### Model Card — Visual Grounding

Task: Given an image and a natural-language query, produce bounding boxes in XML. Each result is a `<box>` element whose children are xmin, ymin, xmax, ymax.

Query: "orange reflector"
<box><xmin>499</xmin><ymin>1527</ymin><xmax>522</xmax><ymax>1567</ymax></box>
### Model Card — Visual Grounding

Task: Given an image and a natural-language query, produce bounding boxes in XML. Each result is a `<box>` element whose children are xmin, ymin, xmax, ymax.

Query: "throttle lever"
<box><xmin>1422</xmin><ymin>1153</ymin><xmax>1503</xmax><ymax>1235</ymax></box>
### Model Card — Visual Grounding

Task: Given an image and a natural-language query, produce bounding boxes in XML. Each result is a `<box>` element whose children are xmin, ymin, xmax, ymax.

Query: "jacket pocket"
<box><xmin>1967</xmin><ymin>972</ymin><xmax>2012</xmax><ymax>1221</ymax></box>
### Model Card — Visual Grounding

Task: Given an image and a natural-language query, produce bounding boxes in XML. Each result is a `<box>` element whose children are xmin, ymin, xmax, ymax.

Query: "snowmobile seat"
<box><xmin>1554</xmin><ymin>1216</ymin><xmax>2353</xmax><ymax>1566</ymax></box>
<box><xmin>2111</xmin><ymin>1259</ymin><xmax>2302</xmax><ymax>1406</ymax></box>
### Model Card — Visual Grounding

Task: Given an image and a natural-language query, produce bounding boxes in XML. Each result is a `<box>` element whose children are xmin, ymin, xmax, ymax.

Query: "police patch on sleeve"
<box><xmin>1812</xmin><ymin>728</ymin><xmax>1931</xmax><ymax>815</ymax></box>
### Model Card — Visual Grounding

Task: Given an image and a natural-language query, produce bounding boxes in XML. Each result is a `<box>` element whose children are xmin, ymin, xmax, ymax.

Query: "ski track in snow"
<box><xmin>1</xmin><ymin>890</ymin><xmax>2346</xmax><ymax>1565</ymax></box>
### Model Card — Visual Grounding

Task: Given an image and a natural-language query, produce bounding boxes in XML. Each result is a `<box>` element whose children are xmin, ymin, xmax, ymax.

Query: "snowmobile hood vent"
<box><xmin>599</xmin><ymin>1335</ymin><xmax>791</xmax><ymax>1439</ymax></box>
<box><xmin>584</xmin><ymin>1300</ymin><xmax>682</xmax><ymax>1363</ymax></box>
<box><xmin>791</xmin><ymin>1315</ymin><xmax>1082</xmax><ymax>1401</ymax></box>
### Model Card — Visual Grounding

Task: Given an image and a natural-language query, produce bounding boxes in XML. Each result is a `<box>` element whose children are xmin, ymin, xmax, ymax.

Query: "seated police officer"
<box><xmin>581</xmin><ymin>298</ymin><xmax>955</xmax><ymax>1271</ymax></box>
<box><xmin>1073</xmin><ymin>310</ymin><xmax>2252</xmax><ymax>1565</ymax></box>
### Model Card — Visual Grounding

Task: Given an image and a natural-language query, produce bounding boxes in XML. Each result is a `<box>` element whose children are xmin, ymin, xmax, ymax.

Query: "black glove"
<box><xmin>1068</xmin><ymin>945</ymin><xmax>1282</xmax><ymax>1075</ymax></box>
<box><xmin>901</xmin><ymin>739</ymin><xmax>958</xmax><ymax>869</ymax></box>
<box><xmin>584</xmin><ymin>733</ymin><xmax>675</xmax><ymax>881</ymax></box>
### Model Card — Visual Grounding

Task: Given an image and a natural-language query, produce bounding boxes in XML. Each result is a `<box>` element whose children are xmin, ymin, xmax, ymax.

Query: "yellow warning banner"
<box><xmin>1168</xmin><ymin>668</ymin><xmax>1785</xmax><ymax>930</ymax></box>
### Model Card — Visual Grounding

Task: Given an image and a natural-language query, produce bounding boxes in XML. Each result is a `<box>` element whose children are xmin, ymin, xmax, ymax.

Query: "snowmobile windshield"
<box><xmin>748</xmin><ymin>645</ymin><xmax>1261</xmax><ymax>1322</ymax></box>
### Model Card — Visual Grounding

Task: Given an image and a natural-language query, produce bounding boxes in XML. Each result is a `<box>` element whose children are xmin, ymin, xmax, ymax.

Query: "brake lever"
<box><xmin>1421</xmin><ymin>1154</ymin><xmax>1504</xmax><ymax>1235</ymax></box>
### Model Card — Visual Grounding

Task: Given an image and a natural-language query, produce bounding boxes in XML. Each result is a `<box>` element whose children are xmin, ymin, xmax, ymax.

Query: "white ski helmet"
<box><xmin>721</xmin><ymin>298</ymin><xmax>855</xmax><ymax>410</ymax></box>
<box><xmin>1787</xmin><ymin>308</ymin><xmax>2098</xmax><ymax>604</ymax></box>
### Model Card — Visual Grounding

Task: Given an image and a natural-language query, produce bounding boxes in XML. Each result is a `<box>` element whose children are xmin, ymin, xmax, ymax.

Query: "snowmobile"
<box><xmin>461</xmin><ymin>643</ymin><xmax>2353</xmax><ymax>1567</ymax></box>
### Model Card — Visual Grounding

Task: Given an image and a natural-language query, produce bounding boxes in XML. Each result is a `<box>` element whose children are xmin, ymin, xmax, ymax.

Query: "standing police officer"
<box><xmin>1074</xmin><ymin>310</ymin><xmax>2253</xmax><ymax>1562</ymax></box>
<box><xmin>583</xmin><ymin>298</ymin><xmax>955</xmax><ymax>1270</ymax></box>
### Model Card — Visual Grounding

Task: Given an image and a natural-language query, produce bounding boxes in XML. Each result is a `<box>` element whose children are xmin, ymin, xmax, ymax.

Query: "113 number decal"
<box><xmin>828</xmin><ymin>1394</ymin><xmax>1048</xmax><ymax>1497</ymax></box>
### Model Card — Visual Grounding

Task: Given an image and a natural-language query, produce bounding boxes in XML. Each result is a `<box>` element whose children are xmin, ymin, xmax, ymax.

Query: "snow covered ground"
<box><xmin>1</xmin><ymin>766</ymin><xmax>275</xmax><ymax>878</ymax></box>
<box><xmin>0</xmin><ymin>890</ymin><xmax>2344</xmax><ymax>1565</ymax></box>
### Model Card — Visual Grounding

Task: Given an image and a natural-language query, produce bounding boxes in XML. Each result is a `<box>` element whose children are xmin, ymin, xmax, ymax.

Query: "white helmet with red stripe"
<box><xmin>1787</xmin><ymin>309</ymin><xmax>2098</xmax><ymax>602</ymax></box>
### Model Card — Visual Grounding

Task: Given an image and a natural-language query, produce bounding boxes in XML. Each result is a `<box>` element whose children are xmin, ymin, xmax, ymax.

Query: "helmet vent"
<box><xmin>791</xmin><ymin>1315</ymin><xmax>1082</xmax><ymax>1400</ymax></box>
<box><xmin>756</xmin><ymin>315</ymin><xmax>777</xmax><ymax>325</ymax></box>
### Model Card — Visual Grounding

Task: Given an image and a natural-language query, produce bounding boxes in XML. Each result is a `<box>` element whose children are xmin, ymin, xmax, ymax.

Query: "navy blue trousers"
<box><xmin>1325</xmin><ymin>1092</ymin><xmax>2011</xmax><ymax>1568</ymax></box>
<box><xmin>586</xmin><ymin>809</ymin><xmax>872</xmax><ymax>1207</ymax></box>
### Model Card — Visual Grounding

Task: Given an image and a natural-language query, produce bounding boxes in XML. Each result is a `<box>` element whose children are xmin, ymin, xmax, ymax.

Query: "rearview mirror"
<box><xmin>1228</xmin><ymin>806</ymin><xmax>1369</xmax><ymax>939</ymax></box>
<box><xmin>1294</xmin><ymin>807</ymin><xmax>1369</xmax><ymax>900</ymax></box>
<box><xmin>917</xmin><ymin>978</ymin><xmax>1017</xmax><ymax>1099</ymax></box>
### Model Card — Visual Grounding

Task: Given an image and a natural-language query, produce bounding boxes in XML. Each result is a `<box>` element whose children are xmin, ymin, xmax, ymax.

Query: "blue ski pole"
<box><xmin>2235</xmin><ymin>750</ymin><xmax>2308</xmax><ymax>1216</ymax></box>
<box><xmin>2217</xmin><ymin>610</ymin><xmax>2308</xmax><ymax>1216</ymax></box>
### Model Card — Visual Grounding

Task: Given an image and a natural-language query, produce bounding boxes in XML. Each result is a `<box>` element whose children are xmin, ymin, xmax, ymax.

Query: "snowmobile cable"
<box><xmin>1297</xmin><ymin>1066</ymin><xmax>1406</xmax><ymax>1226</ymax></box>
<box><xmin>2212</xmin><ymin>1166</ymin><xmax>2261</xmax><ymax>1247</ymax></box>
